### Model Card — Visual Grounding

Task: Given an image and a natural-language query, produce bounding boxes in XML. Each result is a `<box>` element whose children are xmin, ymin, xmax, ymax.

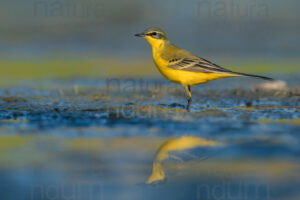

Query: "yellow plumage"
<box><xmin>153</xmin><ymin>53</ymin><xmax>235</xmax><ymax>86</ymax></box>
<box><xmin>148</xmin><ymin>38</ymin><xmax>236</xmax><ymax>86</ymax></box>
<box><xmin>135</xmin><ymin>27</ymin><xmax>272</xmax><ymax>111</ymax></box>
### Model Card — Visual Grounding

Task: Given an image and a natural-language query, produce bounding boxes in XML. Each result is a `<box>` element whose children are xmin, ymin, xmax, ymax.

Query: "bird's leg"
<box><xmin>183</xmin><ymin>85</ymin><xmax>192</xmax><ymax>111</ymax></box>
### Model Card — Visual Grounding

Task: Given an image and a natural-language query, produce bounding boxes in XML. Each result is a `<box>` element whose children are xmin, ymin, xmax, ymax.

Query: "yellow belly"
<box><xmin>153</xmin><ymin>57</ymin><xmax>235</xmax><ymax>86</ymax></box>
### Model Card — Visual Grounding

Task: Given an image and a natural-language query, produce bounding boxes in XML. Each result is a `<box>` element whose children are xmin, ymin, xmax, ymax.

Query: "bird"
<box><xmin>135</xmin><ymin>27</ymin><xmax>273</xmax><ymax>111</ymax></box>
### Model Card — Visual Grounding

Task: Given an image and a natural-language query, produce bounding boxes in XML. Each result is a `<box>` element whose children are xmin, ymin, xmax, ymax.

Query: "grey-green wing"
<box><xmin>162</xmin><ymin>47</ymin><xmax>233</xmax><ymax>73</ymax></box>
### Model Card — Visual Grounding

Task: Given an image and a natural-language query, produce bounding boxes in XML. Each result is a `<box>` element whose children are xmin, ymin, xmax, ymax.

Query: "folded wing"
<box><xmin>168</xmin><ymin>57</ymin><xmax>233</xmax><ymax>73</ymax></box>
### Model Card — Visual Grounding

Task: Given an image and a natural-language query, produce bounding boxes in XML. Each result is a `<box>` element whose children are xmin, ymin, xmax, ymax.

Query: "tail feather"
<box><xmin>233</xmin><ymin>72</ymin><xmax>274</xmax><ymax>81</ymax></box>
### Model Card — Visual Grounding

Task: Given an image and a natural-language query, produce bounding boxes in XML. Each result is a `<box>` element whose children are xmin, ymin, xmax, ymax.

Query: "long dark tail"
<box><xmin>233</xmin><ymin>72</ymin><xmax>274</xmax><ymax>81</ymax></box>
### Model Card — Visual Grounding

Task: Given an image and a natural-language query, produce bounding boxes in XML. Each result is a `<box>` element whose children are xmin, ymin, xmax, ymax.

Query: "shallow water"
<box><xmin>0</xmin><ymin>77</ymin><xmax>299</xmax><ymax>200</ymax></box>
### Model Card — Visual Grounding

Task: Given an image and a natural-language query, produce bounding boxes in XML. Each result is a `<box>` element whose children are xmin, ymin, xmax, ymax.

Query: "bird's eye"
<box><xmin>152</xmin><ymin>32</ymin><xmax>157</xmax><ymax>35</ymax></box>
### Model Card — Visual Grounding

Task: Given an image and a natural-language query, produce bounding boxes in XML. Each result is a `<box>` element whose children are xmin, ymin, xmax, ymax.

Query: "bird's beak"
<box><xmin>134</xmin><ymin>33</ymin><xmax>146</xmax><ymax>37</ymax></box>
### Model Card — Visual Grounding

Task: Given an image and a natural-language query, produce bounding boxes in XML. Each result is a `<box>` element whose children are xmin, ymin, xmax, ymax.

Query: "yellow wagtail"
<box><xmin>135</xmin><ymin>27</ymin><xmax>273</xmax><ymax>111</ymax></box>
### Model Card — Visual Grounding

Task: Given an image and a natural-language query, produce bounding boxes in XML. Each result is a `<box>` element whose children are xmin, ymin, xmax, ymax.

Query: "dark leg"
<box><xmin>183</xmin><ymin>85</ymin><xmax>192</xmax><ymax>111</ymax></box>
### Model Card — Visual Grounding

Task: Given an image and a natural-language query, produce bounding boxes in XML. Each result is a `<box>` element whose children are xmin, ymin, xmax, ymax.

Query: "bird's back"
<box><xmin>160</xmin><ymin>43</ymin><xmax>199</xmax><ymax>61</ymax></box>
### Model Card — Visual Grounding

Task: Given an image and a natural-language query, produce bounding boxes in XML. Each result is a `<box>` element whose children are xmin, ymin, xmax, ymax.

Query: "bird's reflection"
<box><xmin>146</xmin><ymin>136</ymin><xmax>221</xmax><ymax>184</ymax></box>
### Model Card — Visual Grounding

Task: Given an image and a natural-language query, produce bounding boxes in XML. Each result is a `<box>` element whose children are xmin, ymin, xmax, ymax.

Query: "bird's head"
<box><xmin>135</xmin><ymin>27</ymin><xmax>168</xmax><ymax>49</ymax></box>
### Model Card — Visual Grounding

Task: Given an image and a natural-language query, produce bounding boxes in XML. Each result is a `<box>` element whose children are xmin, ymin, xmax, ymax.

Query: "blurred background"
<box><xmin>0</xmin><ymin>1</ymin><xmax>300</xmax><ymax>200</ymax></box>
<box><xmin>0</xmin><ymin>0</ymin><xmax>299</xmax><ymax>80</ymax></box>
